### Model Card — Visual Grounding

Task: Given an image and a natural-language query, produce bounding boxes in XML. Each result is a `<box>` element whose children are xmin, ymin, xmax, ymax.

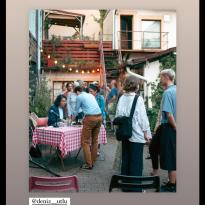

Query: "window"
<box><xmin>141</xmin><ymin>20</ymin><xmax>161</xmax><ymax>48</ymax></box>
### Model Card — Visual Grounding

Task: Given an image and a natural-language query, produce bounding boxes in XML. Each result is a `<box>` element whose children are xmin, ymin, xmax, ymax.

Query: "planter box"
<box><xmin>65</xmin><ymin>64</ymin><xmax>78</xmax><ymax>68</ymax></box>
<box><xmin>83</xmin><ymin>43</ymin><xmax>99</xmax><ymax>49</ymax></box>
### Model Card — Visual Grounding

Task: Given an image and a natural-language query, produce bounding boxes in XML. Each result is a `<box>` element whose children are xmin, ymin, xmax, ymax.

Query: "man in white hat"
<box><xmin>67</xmin><ymin>81</ymin><xmax>82</xmax><ymax>123</ymax></box>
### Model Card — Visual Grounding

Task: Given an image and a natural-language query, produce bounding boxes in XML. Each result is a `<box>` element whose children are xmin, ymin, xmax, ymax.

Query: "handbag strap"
<box><xmin>130</xmin><ymin>94</ymin><xmax>140</xmax><ymax>118</ymax></box>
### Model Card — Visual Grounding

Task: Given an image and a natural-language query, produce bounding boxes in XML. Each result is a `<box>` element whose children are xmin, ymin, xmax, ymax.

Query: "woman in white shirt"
<box><xmin>115</xmin><ymin>75</ymin><xmax>150</xmax><ymax>180</ymax></box>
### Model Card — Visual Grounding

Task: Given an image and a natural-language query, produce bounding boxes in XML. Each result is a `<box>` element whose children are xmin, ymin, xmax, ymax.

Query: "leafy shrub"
<box><xmin>29</xmin><ymin>75</ymin><xmax>52</xmax><ymax>117</ymax></box>
<box><xmin>147</xmin><ymin>53</ymin><xmax>176</xmax><ymax>132</ymax></box>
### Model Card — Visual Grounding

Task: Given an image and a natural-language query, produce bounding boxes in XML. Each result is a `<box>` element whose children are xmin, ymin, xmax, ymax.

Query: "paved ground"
<box><xmin>29</xmin><ymin>129</ymin><xmax>167</xmax><ymax>192</ymax></box>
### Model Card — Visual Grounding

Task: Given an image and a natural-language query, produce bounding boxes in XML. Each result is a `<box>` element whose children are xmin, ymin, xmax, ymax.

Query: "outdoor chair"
<box><xmin>29</xmin><ymin>112</ymin><xmax>50</xmax><ymax>154</ymax></box>
<box><xmin>30</xmin><ymin>112</ymin><xmax>48</xmax><ymax>127</ymax></box>
<box><xmin>29</xmin><ymin>176</ymin><xmax>79</xmax><ymax>192</ymax></box>
<box><xmin>109</xmin><ymin>174</ymin><xmax>160</xmax><ymax>192</ymax></box>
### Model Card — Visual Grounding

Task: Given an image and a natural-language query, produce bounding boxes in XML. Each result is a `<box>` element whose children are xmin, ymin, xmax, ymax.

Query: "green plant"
<box><xmin>106</xmin><ymin>59</ymin><xmax>118</xmax><ymax>68</ymax></box>
<box><xmin>83</xmin><ymin>35</ymin><xmax>91</xmax><ymax>40</ymax></box>
<box><xmin>92</xmin><ymin>10</ymin><xmax>110</xmax><ymax>35</ymax></box>
<box><xmin>64</xmin><ymin>55</ymin><xmax>74</xmax><ymax>64</ymax></box>
<box><xmin>71</xmin><ymin>31</ymin><xmax>80</xmax><ymax>39</ymax></box>
<box><xmin>146</xmin><ymin>53</ymin><xmax>176</xmax><ymax>132</ymax></box>
<box><xmin>49</xmin><ymin>35</ymin><xmax>61</xmax><ymax>57</ymax></box>
<box><xmin>29</xmin><ymin>74</ymin><xmax>52</xmax><ymax>117</ymax></box>
<box><xmin>29</xmin><ymin>59</ymin><xmax>38</xmax><ymax>101</ymax></box>
<box><xmin>44</xmin><ymin>17</ymin><xmax>52</xmax><ymax>39</ymax></box>
<box><xmin>77</xmin><ymin>60</ymin><xmax>86</xmax><ymax>66</ymax></box>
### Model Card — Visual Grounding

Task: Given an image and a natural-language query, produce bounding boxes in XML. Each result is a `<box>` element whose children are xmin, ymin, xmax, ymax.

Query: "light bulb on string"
<box><xmin>97</xmin><ymin>68</ymin><xmax>100</xmax><ymax>72</ymax></box>
<box><xmin>92</xmin><ymin>70</ymin><xmax>95</xmax><ymax>73</ymax></box>
<box><xmin>75</xmin><ymin>69</ymin><xmax>79</xmax><ymax>73</ymax></box>
<box><xmin>69</xmin><ymin>67</ymin><xmax>72</xmax><ymax>71</ymax></box>
<box><xmin>81</xmin><ymin>70</ymin><xmax>85</xmax><ymax>74</ymax></box>
<box><xmin>47</xmin><ymin>55</ymin><xmax>51</xmax><ymax>59</ymax></box>
<box><xmin>62</xmin><ymin>65</ymin><xmax>65</xmax><ymax>68</ymax></box>
<box><xmin>54</xmin><ymin>60</ymin><xmax>58</xmax><ymax>65</ymax></box>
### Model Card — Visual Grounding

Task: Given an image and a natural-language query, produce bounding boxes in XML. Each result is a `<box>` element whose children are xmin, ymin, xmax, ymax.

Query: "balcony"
<box><xmin>117</xmin><ymin>30</ymin><xmax>169</xmax><ymax>51</ymax></box>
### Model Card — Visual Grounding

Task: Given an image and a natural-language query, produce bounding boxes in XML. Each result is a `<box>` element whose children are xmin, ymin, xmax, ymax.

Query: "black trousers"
<box><xmin>121</xmin><ymin>140</ymin><xmax>144</xmax><ymax>176</ymax></box>
<box><xmin>160</xmin><ymin>123</ymin><xmax>176</xmax><ymax>171</ymax></box>
<box><xmin>75</xmin><ymin>112</ymin><xmax>84</xmax><ymax>122</ymax></box>
<box><xmin>149</xmin><ymin>129</ymin><xmax>161</xmax><ymax>170</ymax></box>
<box><xmin>121</xmin><ymin>140</ymin><xmax>144</xmax><ymax>192</ymax></box>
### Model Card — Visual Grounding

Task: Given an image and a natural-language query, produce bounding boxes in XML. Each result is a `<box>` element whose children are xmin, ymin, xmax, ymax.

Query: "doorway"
<box><xmin>120</xmin><ymin>15</ymin><xmax>133</xmax><ymax>49</ymax></box>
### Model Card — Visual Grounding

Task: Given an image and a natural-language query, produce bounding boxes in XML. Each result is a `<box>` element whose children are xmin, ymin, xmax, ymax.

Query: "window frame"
<box><xmin>141</xmin><ymin>19</ymin><xmax>162</xmax><ymax>49</ymax></box>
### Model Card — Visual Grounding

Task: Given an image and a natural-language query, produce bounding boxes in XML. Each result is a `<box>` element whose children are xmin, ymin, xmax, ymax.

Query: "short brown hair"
<box><xmin>74</xmin><ymin>86</ymin><xmax>82</xmax><ymax>93</ymax></box>
<box><xmin>123</xmin><ymin>75</ymin><xmax>140</xmax><ymax>92</ymax></box>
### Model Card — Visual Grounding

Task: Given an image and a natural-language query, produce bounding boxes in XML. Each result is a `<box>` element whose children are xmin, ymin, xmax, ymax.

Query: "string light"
<box><xmin>47</xmin><ymin>55</ymin><xmax>51</xmax><ymax>59</ymax></box>
<box><xmin>54</xmin><ymin>60</ymin><xmax>58</xmax><ymax>64</ymax></box>
<box><xmin>92</xmin><ymin>70</ymin><xmax>95</xmax><ymax>73</ymax></box>
<box><xmin>87</xmin><ymin>70</ymin><xmax>90</xmax><ymax>74</ymax></box>
<box><xmin>62</xmin><ymin>65</ymin><xmax>65</xmax><ymax>68</ymax></box>
<box><xmin>40</xmin><ymin>49</ymin><xmax>43</xmax><ymax>53</ymax></box>
<box><xmin>81</xmin><ymin>70</ymin><xmax>85</xmax><ymax>74</ymax></box>
<box><xmin>97</xmin><ymin>68</ymin><xmax>100</xmax><ymax>72</ymax></box>
<box><xmin>69</xmin><ymin>68</ymin><xmax>72</xmax><ymax>71</ymax></box>
<box><xmin>75</xmin><ymin>69</ymin><xmax>79</xmax><ymax>73</ymax></box>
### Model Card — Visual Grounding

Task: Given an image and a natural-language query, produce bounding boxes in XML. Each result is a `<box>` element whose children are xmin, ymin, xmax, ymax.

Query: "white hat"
<box><xmin>77</xmin><ymin>80</ymin><xmax>84</xmax><ymax>86</ymax></box>
<box><xmin>73</xmin><ymin>81</ymin><xmax>80</xmax><ymax>87</ymax></box>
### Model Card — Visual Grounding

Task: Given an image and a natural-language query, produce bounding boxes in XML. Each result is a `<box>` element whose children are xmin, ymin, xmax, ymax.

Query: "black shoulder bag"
<box><xmin>113</xmin><ymin>94</ymin><xmax>139</xmax><ymax>141</ymax></box>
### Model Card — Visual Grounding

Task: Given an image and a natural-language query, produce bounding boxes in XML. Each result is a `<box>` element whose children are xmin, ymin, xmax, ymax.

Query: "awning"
<box><xmin>126</xmin><ymin>47</ymin><xmax>176</xmax><ymax>67</ymax></box>
<box><xmin>44</xmin><ymin>9</ymin><xmax>85</xmax><ymax>28</ymax></box>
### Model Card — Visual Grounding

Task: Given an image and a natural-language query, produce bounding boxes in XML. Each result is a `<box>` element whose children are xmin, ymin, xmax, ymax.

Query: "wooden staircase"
<box><xmin>104</xmin><ymin>50</ymin><xmax>120</xmax><ymax>83</ymax></box>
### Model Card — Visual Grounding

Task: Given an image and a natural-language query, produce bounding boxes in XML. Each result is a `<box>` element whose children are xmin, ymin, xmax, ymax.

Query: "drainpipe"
<box><xmin>126</xmin><ymin>67</ymin><xmax>148</xmax><ymax>81</ymax></box>
<box><xmin>126</xmin><ymin>66</ymin><xmax>152</xmax><ymax>108</ymax></box>
<box><xmin>112</xmin><ymin>10</ymin><xmax>116</xmax><ymax>49</ymax></box>
<box><xmin>36</xmin><ymin>10</ymin><xmax>41</xmax><ymax>81</ymax></box>
<box><xmin>80</xmin><ymin>16</ymin><xmax>83</xmax><ymax>40</ymax></box>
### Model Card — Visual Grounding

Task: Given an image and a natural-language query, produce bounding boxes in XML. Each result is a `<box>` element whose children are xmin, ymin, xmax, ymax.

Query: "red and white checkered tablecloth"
<box><xmin>32</xmin><ymin>125</ymin><xmax>107</xmax><ymax>158</ymax></box>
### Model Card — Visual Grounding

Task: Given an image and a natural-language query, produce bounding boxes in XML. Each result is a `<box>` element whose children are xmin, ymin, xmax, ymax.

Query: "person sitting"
<box><xmin>48</xmin><ymin>94</ymin><xmax>67</xmax><ymax>126</ymax></box>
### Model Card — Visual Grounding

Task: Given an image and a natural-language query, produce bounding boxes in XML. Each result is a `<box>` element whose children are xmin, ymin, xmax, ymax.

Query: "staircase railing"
<box><xmin>117</xmin><ymin>31</ymin><xmax>123</xmax><ymax>65</ymax></box>
<box><xmin>99</xmin><ymin>33</ymin><xmax>107</xmax><ymax>97</ymax></box>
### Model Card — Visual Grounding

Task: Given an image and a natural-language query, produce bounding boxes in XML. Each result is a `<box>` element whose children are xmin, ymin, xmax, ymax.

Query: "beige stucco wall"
<box><xmin>48</xmin><ymin>9</ymin><xmax>176</xmax><ymax>49</ymax></box>
<box><xmin>45</xmin><ymin>71</ymin><xmax>101</xmax><ymax>85</ymax></box>
<box><xmin>44</xmin><ymin>71</ymin><xmax>101</xmax><ymax>101</ymax></box>
<box><xmin>143</xmin><ymin>60</ymin><xmax>161</xmax><ymax>107</ymax></box>
<box><xmin>102</xmin><ymin>10</ymin><xmax>113</xmax><ymax>41</ymax></box>
<box><xmin>109</xmin><ymin>9</ymin><xmax>176</xmax><ymax>50</ymax></box>
<box><xmin>49</xmin><ymin>10</ymin><xmax>101</xmax><ymax>40</ymax></box>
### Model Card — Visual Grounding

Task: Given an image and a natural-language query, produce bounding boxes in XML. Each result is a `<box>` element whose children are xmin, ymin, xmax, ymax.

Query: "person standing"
<box><xmin>72</xmin><ymin>86</ymin><xmax>102</xmax><ymax>169</ymax></box>
<box><xmin>158</xmin><ymin>69</ymin><xmax>176</xmax><ymax>192</ymax></box>
<box><xmin>66</xmin><ymin>81</ymin><xmax>83</xmax><ymax>123</ymax></box>
<box><xmin>89</xmin><ymin>83</ymin><xmax>106</xmax><ymax>156</ymax></box>
<box><xmin>63</xmin><ymin>82</ymin><xmax>73</xmax><ymax>119</ymax></box>
<box><xmin>107</xmin><ymin>80</ymin><xmax>118</xmax><ymax>130</ymax></box>
<box><xmin>115</xmin><ymin>76</ymin><xmax>150</xmax><ymax>191</ymax></box>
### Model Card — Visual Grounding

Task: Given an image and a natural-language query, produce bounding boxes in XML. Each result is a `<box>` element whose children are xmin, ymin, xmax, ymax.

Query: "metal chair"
<box><xmin>109</xmin><ymin>174</ymin><xmax>160</xmax><ymax>192</ymax></box>
<box><xmin>29</xmin><ymin>176</ymin><xmax>79</xmax><ymax>192</ymax></box>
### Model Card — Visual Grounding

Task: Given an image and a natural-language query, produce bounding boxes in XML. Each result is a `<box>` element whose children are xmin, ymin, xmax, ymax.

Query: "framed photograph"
<box><xmin>6</xmin><ymin>1</ymin><xmax>199</xmax><ymax>205</ymax></box>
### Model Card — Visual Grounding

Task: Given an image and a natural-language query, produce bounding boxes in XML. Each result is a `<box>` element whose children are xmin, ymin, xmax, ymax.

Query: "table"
<box><xmin>32</xmin><ymin>125</ymin><xmax>107</xmax><ymax>159</ymax></box>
